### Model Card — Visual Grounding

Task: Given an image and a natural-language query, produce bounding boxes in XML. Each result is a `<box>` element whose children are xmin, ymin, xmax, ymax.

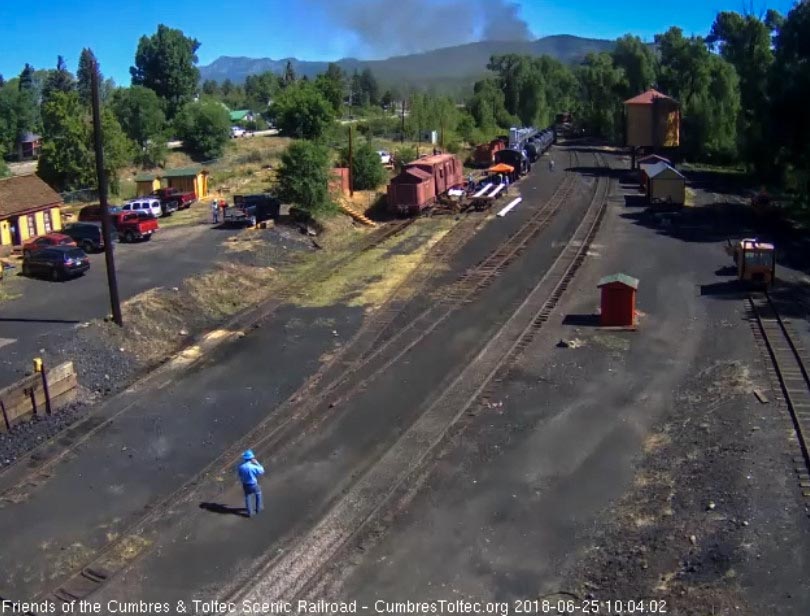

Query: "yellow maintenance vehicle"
<box><xmin>725</xmin><ymin>238</ymin><xmax>776</xmax><ymax>286</ymax></box>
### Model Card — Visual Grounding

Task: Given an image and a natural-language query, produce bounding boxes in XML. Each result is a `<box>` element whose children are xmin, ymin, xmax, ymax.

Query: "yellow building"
<box><xmin>625</xmin><ymin>89</ymin><xmax>680</xmax><ymax>154</ymax></box>
<box><xmin>0</xmin><ymin>175</ymin><xmax>63</xmax><ymax>248</ymax></box>
<box><xmin>162</xmin><ymin>167</ymin><xmax>209</xmax><ymax>198</ymax></box>
<box><xmin>134</xmin><ymin>172</ymin><xmax>162</xmax><ymax>197</ymax></box>
<box><xmin>646</xmin><ymin>162</ymin><xmax>686</xmax><ymax>206</ymax></box>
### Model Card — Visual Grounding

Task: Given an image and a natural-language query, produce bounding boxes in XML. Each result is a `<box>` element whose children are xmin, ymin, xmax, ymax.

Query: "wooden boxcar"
<box><xmin>387</xmin><ymin>167</ymin><xmax>436</xmax><ymax>215</ymax></box>
<box><xmin>387</xmin><ymin>154</ymin><xmax>464</xmax><ymax>215</ymax></box>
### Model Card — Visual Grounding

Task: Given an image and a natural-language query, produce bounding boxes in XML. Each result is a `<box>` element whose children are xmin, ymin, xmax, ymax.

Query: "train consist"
<box><xmin>386</xmin><ymin>125</ymin><xmax>556</xmax><ymax>216</ymax></box>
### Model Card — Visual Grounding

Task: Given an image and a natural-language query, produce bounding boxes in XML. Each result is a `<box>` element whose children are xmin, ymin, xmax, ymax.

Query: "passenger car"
<box><xmin>61</xmin><ymin>222</ymin><xmax>118</xmax><ymax>252</ymax></box>
<box><xmin>21</xmin><ymin>246</ymin><xmax>90</xmax><ymax>281</ymax></box>
<box><xmin>21</xmin><ymin>233</ymin><xmax>77</xmax><ymax>258</ymax></box>
<box><xmin>122</xmin><ymin>198</ymin><xmax>163</xmax><ymax>218</ymax></box>
<box><xmin>78</xmin><ymin>204</ymin><xmax>122</xmax><ymax>222</ymax></box>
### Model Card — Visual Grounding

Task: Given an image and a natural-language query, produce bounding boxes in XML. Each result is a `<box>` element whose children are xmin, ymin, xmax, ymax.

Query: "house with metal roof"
<box><xmin>0</xmin><ymin>175</ymin><xmax>63</xmax><ymax>248</ymax></box>
<box><xmin>229</xmin><ymin>110</ymin><xmax>253</xmax><ymax>124</ymax></box>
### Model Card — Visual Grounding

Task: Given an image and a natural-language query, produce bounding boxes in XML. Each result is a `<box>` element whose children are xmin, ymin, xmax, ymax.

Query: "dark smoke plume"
<box><xmin>302</xmin><ymin>0</ymin><xmax>533</xmax><ymax>57</ymax></box>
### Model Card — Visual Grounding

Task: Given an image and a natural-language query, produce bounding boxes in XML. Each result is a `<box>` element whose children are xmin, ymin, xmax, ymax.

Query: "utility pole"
<box><xmin>90</xmin><ymin>54</ymin><xmax>122</xmax><ymax>326</ymax></box>
<box><xmin>348</xmin><ymin>124</ymin><xmax>354</xmax><ymax>197</ymax></box>
<box><xmin>400</xmin><ymin>99</ymin><xmax>405</xmax><ymax>144</ymax></box>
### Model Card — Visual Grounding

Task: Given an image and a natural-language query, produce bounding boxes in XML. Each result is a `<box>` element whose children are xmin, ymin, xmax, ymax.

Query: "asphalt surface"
<box><xmin>0</xmin><ymin>219</ymin><xmax>240</xmax><ymax>388</ymax></box>
<box><xmin>0</xmin><ymin>147</ymin><xmax>586</xmax><ymax>602</ymax></box>
<box><xmin>313</xmin><ymin>157</ymin><xmax>810</xmax><ymax>614</ymax></box>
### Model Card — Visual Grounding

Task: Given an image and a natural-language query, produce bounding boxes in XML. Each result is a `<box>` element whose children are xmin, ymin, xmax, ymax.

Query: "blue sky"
<box><xmin>0</xmin><ymin>0</ymin><xmax>798</xmax><ymax>85</ymax></box>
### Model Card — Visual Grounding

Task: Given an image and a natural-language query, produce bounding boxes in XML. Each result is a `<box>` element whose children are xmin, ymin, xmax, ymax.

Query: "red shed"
<box><xmin>598</xmin><ymin>273</ymin><xmax>639</xmax><ymax>327</ymax></box>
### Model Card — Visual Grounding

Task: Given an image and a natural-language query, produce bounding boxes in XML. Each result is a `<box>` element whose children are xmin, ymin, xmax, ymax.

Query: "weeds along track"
<box><xmin>749</xmin><ymin>292</ymin><xmax>810</xmax><ymax>510</ymax></box>
<box><xmin>30</xmin><ymin>159</ymin><xmax>580</xmax><ymax>607</ymax></box>
<box><xmin>227</xmin><ymin>152</ymin><xmax>612</xmax><ymax>607</ymax></box>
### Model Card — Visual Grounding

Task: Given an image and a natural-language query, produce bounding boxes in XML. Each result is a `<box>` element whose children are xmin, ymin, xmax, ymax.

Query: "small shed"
<box><xmin>16</xmin><ymin>132</ymin><xmax>42</xmax><ymax>161</ymax></box>
<box><xmin>646</xmin><ymin>163</ymin><xmax>685</xmax><ymax>205</ymax></box>
<box><xmin>329</xmin><ymin>167</ymin><xmax>350</xmax><ymax>196</ymax></box>
<box><xmin>598</xmin><ymin>274</ymin><xmax>639</xmax><ymax>328</ymax></box>
<box><xmin>162</xmin><ymin>167</ymin><xmax>209</xmax><ymax>199</ymax></box>
<box><xmin>638</xmin><ymin>155</ymin><xmax>672</xmax><ymax>187</ymax></box>
<box><xmin>134</xmin><ymin>172</ymin><xmax>162</xmax><ymax>196</ymax></box>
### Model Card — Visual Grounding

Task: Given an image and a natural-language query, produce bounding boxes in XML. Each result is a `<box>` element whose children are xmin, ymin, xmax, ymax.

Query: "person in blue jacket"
<box><xmin>237</xmin><ymin>450</ymin><xmax>265</xmax><ymax>517</ymax></box>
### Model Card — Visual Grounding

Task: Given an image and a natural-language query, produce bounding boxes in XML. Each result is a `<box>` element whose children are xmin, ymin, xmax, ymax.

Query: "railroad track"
<box><xmin>748</xmin><ymin>292</ymin><xmax>810</xmax><ymax>505</ymax></box>
<box><xmin>229</xmin><ymin>151</ymin><xmax>613</xmax><ymax>607</ymax></box>
<box><xmin>27</xmin><ymin>155</ymin><xmax>579</xmax><ymax>608</ymax></box>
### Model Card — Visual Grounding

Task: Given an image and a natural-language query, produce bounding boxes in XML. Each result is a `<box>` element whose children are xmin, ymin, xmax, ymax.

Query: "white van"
<box><xmin>122</xmin><ymin>198</ymin><xmax>163</xmax><ymax>219</ymax></box>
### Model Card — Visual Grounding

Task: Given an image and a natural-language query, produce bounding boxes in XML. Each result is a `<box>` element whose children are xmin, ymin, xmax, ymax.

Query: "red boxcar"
<box><xmin>387</xmin><ymin>167</ymin><xmax>435</xmax><ymax>215</ymax></box>
<box><xmin>472</xmin><ymin>139</ymin><xmax>505</xmax><ymax>166</ymax></box>
<box><xmin>409</xmin><ymin>154</ymin><xmax>464</xmax><ymax>196</ymax></box>
<box><xmin>387</xmin><ymin>153</ymin><xmax>464</xmax><ymax>215</ymax></box>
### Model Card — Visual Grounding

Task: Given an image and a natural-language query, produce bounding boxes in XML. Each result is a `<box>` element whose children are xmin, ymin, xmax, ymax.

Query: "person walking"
<box><xmin>237</xmin><ymin>450</ymin><xmax>265</xmax><ymax>517</ymax></box>
<box><xmin>548</xmin><ymin>159</ymin><xmax>555</xmax><ymax>172</ymax></box>
<box><xmin>211</xmin><ymin>201</ymin><xmax>219</xmax><ymax>224</ymax></box>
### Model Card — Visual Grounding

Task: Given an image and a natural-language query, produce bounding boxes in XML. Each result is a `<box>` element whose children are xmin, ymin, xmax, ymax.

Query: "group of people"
<box><xmin>211</xmin><ymin>199</ymin><xmax>228</xmax><ymax>224</ymax></box>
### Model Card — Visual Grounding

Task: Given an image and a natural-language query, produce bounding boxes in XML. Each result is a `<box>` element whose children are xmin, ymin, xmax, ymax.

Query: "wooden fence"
<box><xmin>0</xmin><ymin>361</ymin><xmax>77</xmax><ymax>432</ymax></box>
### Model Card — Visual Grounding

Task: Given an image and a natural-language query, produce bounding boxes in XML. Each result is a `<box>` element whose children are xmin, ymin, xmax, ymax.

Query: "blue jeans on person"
<box><xmin>243</xmin><ymin>483</ymin><xmax>262</xmax><ymax>516</ymax></box>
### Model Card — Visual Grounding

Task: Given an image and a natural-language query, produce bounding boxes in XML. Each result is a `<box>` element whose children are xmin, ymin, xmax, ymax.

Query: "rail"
<box><xmin>749</xmin><ymin>293</ymin><xmax>810</xmax><ymax>501</ymax></box>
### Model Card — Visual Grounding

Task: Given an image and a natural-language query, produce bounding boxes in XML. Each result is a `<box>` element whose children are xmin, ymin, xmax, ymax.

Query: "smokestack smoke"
<box><xmin>302</xmin><ymin>0</ymin><xmax>533</xmax><ymax>57</ymax></box>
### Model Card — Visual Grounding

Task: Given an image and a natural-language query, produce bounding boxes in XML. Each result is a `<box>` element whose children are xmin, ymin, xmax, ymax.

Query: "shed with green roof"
<box><xmin>134</xmin><ymin>172</ymin><xmax>162</xmax><ymax>196</ymax></box>
<box><xmin>161</xmin><ymin>166</ymin><xmax>209</xmax><ymax>198</ymax></box>
<box><xmin>598</xmin><ymin>273</ymin><xmax>639</xmax><ymax>327</ymax></box>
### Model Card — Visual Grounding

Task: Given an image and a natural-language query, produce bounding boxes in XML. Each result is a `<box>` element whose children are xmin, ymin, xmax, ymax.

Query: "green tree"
<box><xmin>276</xmin><ymin>140</ymin><xmax>334</xmax><ymax>216</ymax></box>
<box><xmin>37</xmin><ymin>91</ymin><xmax>94</xmax><ymax>191</ymax></box>
<box><xmin>244</xmin><ymin>72</ymin><xmax>278</xmax><ymax>108</ymax></box>
<box><xmin>18</xmin><ymin>64</ymin><xmax>34</xmax><ymax>93</ymax></box>
<box><xmin>359</xmin><ymin>68</ymin><xmax>380</xmax><ymax>106</ymax></box>
<box><xmin>314</xmin><ymin>63</ymin><xmax>344</xmax><ymax>114</ymax></box>
<box><xmin>174</xmin><ymin>100</ymin><xmax>230</xmax><ymax>160</ymax></box>
<box><xmin>0</xmin><ymin>144</ymin><xmax>10</xmax><ymax>178</ymax></box>
<box><xmin>37</xmin><ymin>90</ymin><xmax>134</xmax><ymax>192</ymax></box>
<box><xmin>201</xmin><ymin>79</ymin><xmax>219</xmax><ymax>96</ymax></box>
<box><xmin>577</xmin><ymin>52</ymin><xmax>625</xmax><ymax>140</ymax></box>
<box><xmin>283</xmin><ymin>61</ymin><xmax>296</xmax><ymax>87</ymax></box>
<box><xmin>130</xmin><ymin>25</ymin><xmax>200</xmax><ymax>118</ymax></box>
<box><xmin>42</xmin><ymin>56</ymin><xmax>75</xmax><ymax>102</ymax></box>
<box><xmin>76</xmin><ymin>49</ymin><xmax>97</xmax><ymax>106</ymax></box>
<box><xmin>770</xmin><ymin>1</ymin><xmax>810</xmax><ymax>196</ymax></box>
<box><xmin>111</xmin><ymin>86</ymin><xmax>167</xmax><ymax>166</ymax></box>
<box><xmin>270</xmin><ymin>82</ymin><xmax>335</xmax><ymax>140</ymax></box>
<box><xmin>611</xmin><ymin>34</ymin><xmax>657</xmax><ymax>99</ymax></box>
<box><xmin>339</xmin><ymin>142</ymin><xmax>386</xmax><ymax>190</ymax></box>
<box><xmin>707</xmin><ymin>11</ymin><xmax>780</xmax><ymax>172</ymax></box>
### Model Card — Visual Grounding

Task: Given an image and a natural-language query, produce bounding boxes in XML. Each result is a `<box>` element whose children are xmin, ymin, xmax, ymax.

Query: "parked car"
<box><xmin>78</xmin><ymin>204</ymin><xmax>122</xmax><ymax>222</ymax></box>
<box><xmin>22</xmin><ymin>246</ymin><xmax>90</xmax><ymax>281</ymax></box>
<box><xmin>224</xmin><ymin>194</ymin><xmax>281</xmax><ymax>226</ymax></box>
<box><xmin>61</xmin><ymin>222</ymin><xmax>118</xmax><ymax>253</ymax></box>
<box><xmin>122</xmin><ymin>198</ymin><xmax>163</xmax><ymax>219</ymax></box>
<box><xmin>231</xmin><ymin>126</ymin><xmax>246</xmax><ymax>138</ymax></box>
<box><xmin>116</xmin><ymin>212</ymin><xmax>159</xmax><ymax>242</ymax></box>
<box><xmin>22</xmin><ymin>233</ymin><xmax>77</xmax><ymax>258</ymax></box>
<box><xmin>151</xmin><ymin>187</ymin><xmax>196</xmax><ymax>210</ymax></box>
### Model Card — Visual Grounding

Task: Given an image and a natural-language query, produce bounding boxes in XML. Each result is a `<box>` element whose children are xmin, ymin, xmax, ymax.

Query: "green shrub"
<box><xmin>277</xmin><ymin>140</ymin><xmax>336</xmax><ymax>216</ymax></box>
<box><xmin>338</xmin><ymin>142</ymin><xmax>387</xmax><ymax>190</ymax></box>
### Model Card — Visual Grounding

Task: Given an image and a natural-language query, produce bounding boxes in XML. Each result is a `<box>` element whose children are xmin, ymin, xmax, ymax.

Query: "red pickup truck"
<box><xmin>151</xmin><ymin>187</ymin><xmax>196</xmax><ymax>210</ymax></box>
<box><xmin>116</xmin><ymin>212</ymin><xmax>159</xmax><ymax>242</ymax></box>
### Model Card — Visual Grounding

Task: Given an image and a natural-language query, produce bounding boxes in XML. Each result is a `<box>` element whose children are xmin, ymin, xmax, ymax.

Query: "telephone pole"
<box><xmin>348</xmin><ymin>124</ymin><xmax>354</xmax><ymax>197</ymax></box>
<box><xmin>90</xmin><ymin>54</ymin><xmax>122</xmax><ymax>326</ymax></box>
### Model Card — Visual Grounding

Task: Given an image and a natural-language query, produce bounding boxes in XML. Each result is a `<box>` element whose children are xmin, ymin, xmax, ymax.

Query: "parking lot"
<box><xmin>0</xmin><ymin>220</ymin><xmax>241</xmax><ymax>388</ymax></box>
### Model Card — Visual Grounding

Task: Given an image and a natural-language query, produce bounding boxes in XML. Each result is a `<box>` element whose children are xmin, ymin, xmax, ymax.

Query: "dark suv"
<box><xmin>22</xmin><ymin>246</ymin><xmax>90</xmax><ymax>281</ymax></box>
<box><xmin>61</xmin><ymin>222</ymin><xmax>118</xmax><ymax>253</ymax></box>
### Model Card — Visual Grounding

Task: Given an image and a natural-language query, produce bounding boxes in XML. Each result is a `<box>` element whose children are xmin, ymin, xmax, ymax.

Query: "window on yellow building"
<box><xmin>26</xmin><ymin>214</ymin><xmax>36</xmax><ymax>237</ymax></box>
<box><xmin>43</xmin><ymin>209</ymin><xmax>53</xmax><ymax>233</ymax></box>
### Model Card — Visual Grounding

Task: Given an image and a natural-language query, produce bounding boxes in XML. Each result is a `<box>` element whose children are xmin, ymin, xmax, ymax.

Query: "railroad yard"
<box><xmin>0</xmin><ymin>137</ymin><xmax>807</xmax><ymax>616</ymax></box>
